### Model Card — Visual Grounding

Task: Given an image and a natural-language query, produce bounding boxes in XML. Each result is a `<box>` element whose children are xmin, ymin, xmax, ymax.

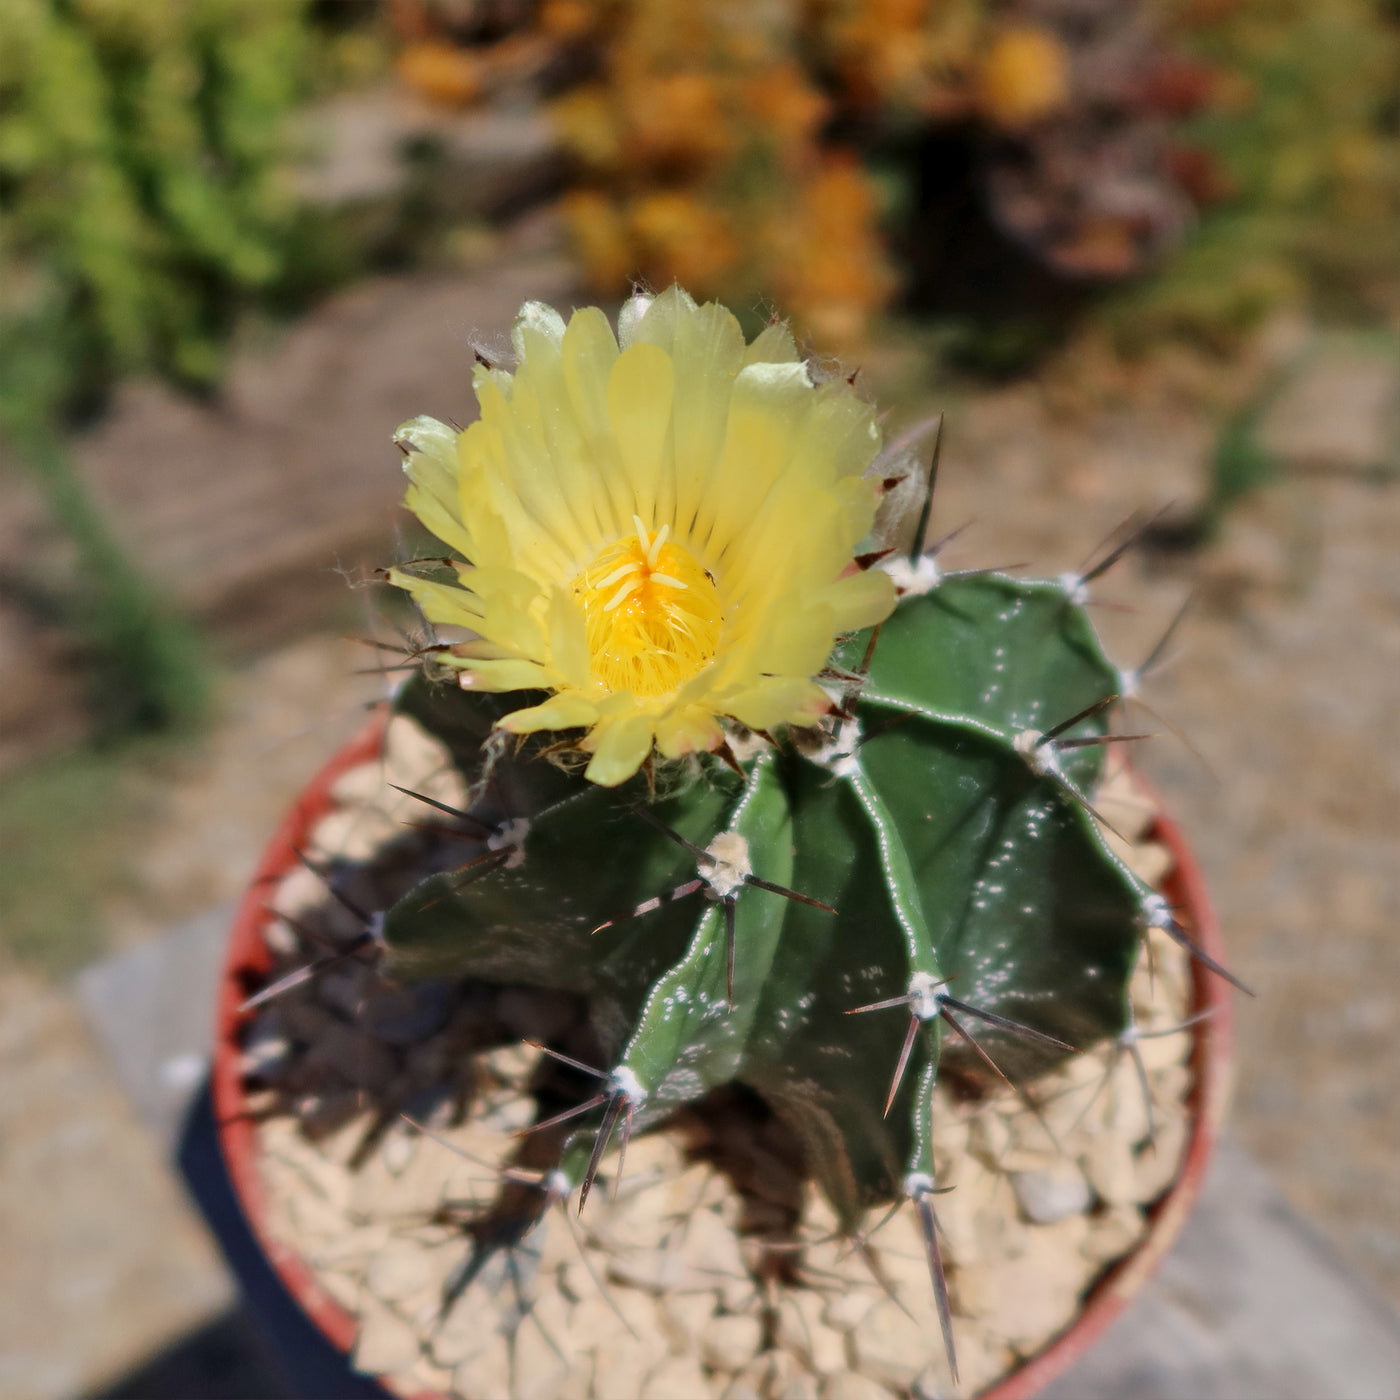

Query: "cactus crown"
<box><xmin>378</xmin><ymin>290</ymin><xmax>1219</xmax><ymax>1365</ymax></box>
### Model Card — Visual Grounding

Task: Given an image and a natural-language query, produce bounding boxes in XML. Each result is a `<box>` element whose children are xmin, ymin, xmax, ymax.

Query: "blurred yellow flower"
<box><xmin>629</xmin><ymin>191</ymin><xmax>739</xmax><ymax>295</ymax></box>
<box><xmin>769</xmin><ymin>153</ymin><xmax>897</xmax><ymax>351</ymax></box>
<box><xmin>395</xmin><ymin>41</ymin><xmax>482</xmax><ymax>108</ymax></box>
<box><xmin>388</xmin><ymin>288</ymin><xmax>895</xmax><ymax>785</ymax></box>
<box><xmin>620</xmin><ymin>72</ymin><xmax>735</xmax><ymax>173</ymax></box>
<box><xmin>977</xmin><ymin>26</ymin><xmax>1071</xmax><ymax>130</ymax></box>
<box><xmin>560</xmin><ymin>189</ymin><xmax>634</xmax><ymax>294</ymax></box>
<box><xmin>743</xmin><ymin>61</ymin><xmax>830</xmax><ymax>163</ymax></box>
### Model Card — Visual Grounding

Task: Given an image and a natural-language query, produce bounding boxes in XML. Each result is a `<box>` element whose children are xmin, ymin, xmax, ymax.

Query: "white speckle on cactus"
<box><xmin>881</xmin><ymin>552</ymin><xmax>942</xmax><ymax>596</ymax></box>
<box><xmin>610</xmin><ymin>1066</ymin><xmax>646</xmax><ymax>1104</ymax></box>
<box><xmin>657</xmin><ymin>1067</ymin><xmax>703</xmax><ymax>1100</ymax></box>
<box><xmin>908</xmin><ymin>971</ymin><xmax>944</xmax><ymax>1022</ymax></box>
<box><xmin>1138</xmin><ymin>892</ymin><xmax>1172</xmax><ymax>932</ymax></box>
<box><xmin>903</xmin><ymin>1171</ymin><xmax>937</xmax><ymax>1199</ymax></box>
<box><xmin>1013</xmin><ymin>728</ymin><xmax>1062</xmax><ymax>779</ymax></box>
<box><xmin>703</xmin><ymin>831</ymin><xmax>752</xmax><ymax>899</ymax></box>
<box><xmin>1058</xmin><ymin>570</ymin><xmax>1090</xmax><ymax>605</ymax></box>
<box><xmin>812</xmin><ymin>715</ymin><xmax>863</xmax><ymax>778</ymax></box>
<box><xmin>725</xmin><ymin>727</ymin><xmax>773</xmax><ymax>764</ymax></box>
<box><xmin>486</xmin><ymin>817</ymin><xmax>530</xmax><ymax>868</ymax></box>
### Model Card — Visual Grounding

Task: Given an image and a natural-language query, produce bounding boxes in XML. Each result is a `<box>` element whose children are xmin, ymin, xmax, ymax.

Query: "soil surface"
<box><xmin>0</xmin><ymin>270</ymin><xmax>1396</xmax><ymax>1398</ymax></box>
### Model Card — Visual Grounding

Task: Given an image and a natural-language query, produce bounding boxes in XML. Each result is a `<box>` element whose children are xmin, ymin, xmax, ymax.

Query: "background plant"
<box><xmin>0</xmin><ymin>0</ymin><xmax>379</xmax><ymax>738</ymax></box>
<box><xmin>396</xmin><ymin>0</ymin><xmax>1400</xmax><ymax>355</ymax></box>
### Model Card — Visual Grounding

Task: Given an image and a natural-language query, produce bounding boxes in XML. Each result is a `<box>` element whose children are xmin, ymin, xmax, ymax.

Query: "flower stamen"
<box><xmin>603</xmin><ymin>578</ymin><xmax>641</xmax><ymax>612</ymax></box>
<box><xmin>595</xmin><ymin>562</ymin><xmax>641</xmax><ymax>590</ymax></box>
<box><xmin>575</xmin><ymin>528</ymin><xmax>723</xmax><ymax>697</ymax></box>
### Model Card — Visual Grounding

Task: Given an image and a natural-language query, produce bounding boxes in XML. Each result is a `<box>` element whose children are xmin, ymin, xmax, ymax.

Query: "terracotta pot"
<box><xmin>212</xmin><ymin>714</ymin><xmax>1232</xmax><ymax>1400</ymax></box>
<box><xmin>213</xmin><ymin>715</ymin><xmax>389</xmax><ymax>1380</ymax></box>
<box><xmin>977</xmin><ymin>783</ymin><xmax>1233</xmax><ymax>1400</ymax></box>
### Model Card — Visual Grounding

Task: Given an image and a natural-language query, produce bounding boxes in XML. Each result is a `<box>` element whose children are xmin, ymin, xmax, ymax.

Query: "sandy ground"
<box><xmin>0</xmin><ymin>300</ymin><xmax>1396</xmax><ymax>1397</ymax></box>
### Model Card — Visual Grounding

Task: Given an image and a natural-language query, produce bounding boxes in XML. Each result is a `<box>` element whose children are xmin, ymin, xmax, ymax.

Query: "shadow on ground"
<box><xmin>80</xmin><ymin>1310</ymin><xmax>286</xmax><ymax>1400</ymax></box>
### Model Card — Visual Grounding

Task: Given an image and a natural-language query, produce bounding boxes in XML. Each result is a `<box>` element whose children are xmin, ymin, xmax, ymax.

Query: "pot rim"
<box><xmin>212</xmin><ymin>711</ymin><xmax>1233</xmax><ymax>1400</ymax></box>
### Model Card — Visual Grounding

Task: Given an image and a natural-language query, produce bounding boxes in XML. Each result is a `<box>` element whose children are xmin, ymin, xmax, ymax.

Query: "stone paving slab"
<box><xmin>75</xmin><ymin>904</ymin><xmax>234</xmax><ymax>1151</ymax></box>
<box><xmin>76</xmin><ymin>912</ymin><xmax>1400</xmax><ymax>1400</ymax></box>
<box><xmin>0</xmin><ymin>965</ymin><xmax>233</xmax><ymax>1400</ymax></box>
<box><xmin>1259</xmin><ymin>336</ymin><xmax>1400</xmax><ymax>476</ymax></box>
<box><xmin>1040</xmin><ymin>1141</ymin><xmax>1400</xmax><ymax>1400</ymax></box>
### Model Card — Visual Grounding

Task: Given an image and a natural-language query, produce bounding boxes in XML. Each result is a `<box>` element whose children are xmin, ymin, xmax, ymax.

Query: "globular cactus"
<box><xmin>379</xmin><ymin>287</ymin><xmax>1226</xmax><ymax>1366</ymax></box>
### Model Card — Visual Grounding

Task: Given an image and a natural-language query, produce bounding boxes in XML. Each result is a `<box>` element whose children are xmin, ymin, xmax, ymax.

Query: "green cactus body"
<box><xmin>369</xmin><ymin>292</ymin><xmax>1211</xmax><ymax>1373</ymax></box>
<box><xmin>385</xmin><ymin>565</ymin><xmax>1147</xmax><ymax>1228</ymax></box>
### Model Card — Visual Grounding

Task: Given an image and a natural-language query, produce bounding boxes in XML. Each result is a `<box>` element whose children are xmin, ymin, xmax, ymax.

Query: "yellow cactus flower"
<box><xmin>388</xmin><ymin>288</ymin><xmax>896</xmax><ymax>786</ymax></box>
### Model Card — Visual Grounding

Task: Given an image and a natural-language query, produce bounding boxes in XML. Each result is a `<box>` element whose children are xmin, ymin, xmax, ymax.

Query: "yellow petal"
<box><xmin>787</xmin><ymin>384</ymin><xmax>882</xmax><ymax>493</ymax></box>
<box><xmin>478</xmin><ymin>367</ymin><xmax>588</xmax><ymax>581</ymax></box>
<box><xmin>458</xmin><ymin>658</ymin><xmax>558</xmax><ymax>692</ymax></box>
<box><xmin>627</xmin><ymin>285</ymin><xmax>697</xmax><ymax>354</ymax></box>
<box><xmin>396</xmin><ymin>416</ymin><xmax>477</xmax><ymax>560</ymax></box>
<box><xmin>832</xmin><ymin>473</ymin><xmax>881</xmax><ymax>549</ymax></box>
<box><xmin>606</xmin><ymin>342</ymin><xmax>675</xmax><ymax>527</ymax></box>
<box><xmin>451</xmin><ymin>564</ymin><xmax>549</xmax><ymax>662</ymax></box>
<box><xmin>693</xmin><ymin>360</ymin><xmax>816</xmax><ymax>558</ymax></box>
<box><xmin>722</xmin><ymin>677</ymin><xmax>831</xmax><ymax>732</ymax></box>
<box><xmin>655</xmin><ymin>705</ymin><xmax>724</xmax><ymax>758</ymax></box>
<box><xmin>742</xmin><ymin>320</ymin><xmax>801</xmax><ymax>365</ymax></box>
<box><xmin>499</xmin><ymin>694</ymin><xmax>600</xmax><ymax>734</ymax></box>
<box><xmin>616</xmin><ymin>292</ymin><xmax>656</xmax><ymax>349</ymax></box>
<box><xmin>583</xmin><ymin>712</ymin><xmax>656</xmax><ymax>785</ymax></box>
<box><xmin>727</xmin><ymin>602</ymin><xmax>835</xmax><ymax>683</ymax></box>
<box><xmin>546</xmin><ymin>584</ymin><xmax>591</xmax><ymax>689</ymax></box>
<box><xmin>563</xmin><ymin>307</ymin><xmax>631</xmax><ymax>534</ymax></box>
<box><xmin>662</xmin><ymin>299</ymin><xmax>746</xmax><ymax>539</ymax></box>
<box><xmin>814</xmin><ymin>567</ymin><xmax>897</xmax><ymax>633</ymax></box>
<box><xmin>387</xmin><ymin>569</ymin><xmax>484</xmax><ymax>628</ymax></box>
<box><xmin>510</xmin><ymin>300</ymin><xmax>567</xmax><ymax>359</ymax></box>
<box><xmin>394</xmin><ymin>413</ymin><xmax>457</xmax><ymax>461</ymax></box>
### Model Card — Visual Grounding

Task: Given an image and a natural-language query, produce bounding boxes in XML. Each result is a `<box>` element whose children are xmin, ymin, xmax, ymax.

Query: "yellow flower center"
<box><xmin>574</xmin><ymin>516</ymin><xmax>722</xmax><ymax>698</ymax></box>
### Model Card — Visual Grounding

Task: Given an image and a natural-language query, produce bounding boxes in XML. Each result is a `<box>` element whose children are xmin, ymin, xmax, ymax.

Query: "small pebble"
<box><xmin>850</xmin><ymin>1301</ymin><xmax>928</xmax><ymax>1391</ymax></box>
<box><xmin>819</xmin><ymin>1374</ymin><xmax>895</xmax><ymax>1400</ymax></box>
<box><xmin>350</xmin><ymin>1294</ymin><xmax>421</xmax><ymax>1377</ymax></box>
<box><xmin>1010</xmin><ymin>1163</ymin><xmax>1094</xmax><ymax>1224</ymax></box>
<box><xmin>640</xmin><ymin>1356</ymin><xmax>711</xmax><ymax>1400</ymax></box>
<box><xmin>701</xmin><ymin>1313</ymin><xmax>764</xmax><ymax>1372</ymax></box>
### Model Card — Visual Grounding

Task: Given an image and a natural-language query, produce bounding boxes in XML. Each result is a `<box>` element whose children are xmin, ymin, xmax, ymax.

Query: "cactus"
<box><xmin>379</xmin><ymin>288</ymin><xmax>1228</xmax><ymax>1370</ymax></box>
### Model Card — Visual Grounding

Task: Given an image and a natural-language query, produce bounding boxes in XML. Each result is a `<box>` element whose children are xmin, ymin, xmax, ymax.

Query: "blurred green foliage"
<box><xmin>0</xmin><ymin>737</ymin><xmax>155</xmax><ymax>972</ymax></box>
<box><xmin>0</xmin><ymin>0</ymin><xmax>324</xmax><ymax>404</ymax></box>
<box><xmin>1202</xmin><ymin>395</ymin><xmax>1280</xmax><ymax>536</ymax></box>
<box><xmin>0</xmin><ymin>371</ymin><xmax>211</xmax><ymax>739</ymax></box>
<box><xmin>0</xmin><ymin>0</ymin><xmax>362</xmax><ymax>742</ymax></box>
<box><xmin>1109</xmin><ymin>0</ymin><xmax>1400</xmax><ymax>347</ymax></box>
